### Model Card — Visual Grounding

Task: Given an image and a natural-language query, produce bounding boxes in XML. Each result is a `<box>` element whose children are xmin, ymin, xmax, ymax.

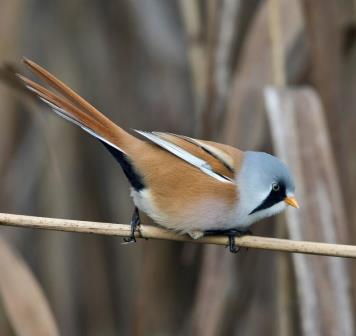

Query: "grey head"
<box><xmin>235</xmin><ymin>151</ymin><xmax>298</xmax><ymax>228</ymax></box>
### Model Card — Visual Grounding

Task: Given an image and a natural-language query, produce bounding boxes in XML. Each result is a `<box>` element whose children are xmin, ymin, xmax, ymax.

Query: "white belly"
<box><xmin>130</xmin><ymin>188</ymin><xmax>241</xmax><ymax>234</ymax></box>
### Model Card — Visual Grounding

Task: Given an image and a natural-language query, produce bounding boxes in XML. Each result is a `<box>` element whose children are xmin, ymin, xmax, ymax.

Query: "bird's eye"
<box><xmin>272</xmin><ymin>183</ymin><xmax>280</xmax><ymax>192</ymax></box>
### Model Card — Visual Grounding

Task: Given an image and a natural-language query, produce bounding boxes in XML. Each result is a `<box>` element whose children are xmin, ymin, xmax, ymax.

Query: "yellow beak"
<box><xmin>284</xmin><ymin>196</ymin><xmax>299</xmax><ymax>208</ymax></box>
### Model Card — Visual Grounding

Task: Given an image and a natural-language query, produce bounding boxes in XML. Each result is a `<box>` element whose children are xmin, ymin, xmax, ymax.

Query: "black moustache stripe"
<box><xmin>249</xmin><ymin>184</ymin><xmax>286</xmax><ymax>215</ymax></box>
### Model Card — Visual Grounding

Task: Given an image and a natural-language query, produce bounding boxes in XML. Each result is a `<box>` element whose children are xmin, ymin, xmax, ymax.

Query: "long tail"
<box><xmin>17</xmin><ymin>58</ymin><xmax>145</xmax><ymax>191</ymax></box>
<box><xmin>18</xmin><ymin>58</ymin><xmax>138</xmax><ymax>153</ymax></box>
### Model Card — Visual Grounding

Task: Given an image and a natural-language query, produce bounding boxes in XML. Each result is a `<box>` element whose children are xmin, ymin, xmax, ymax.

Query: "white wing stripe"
<box><xmin>157</xmin><ymin>132</ymin><xmax>234</xmax><ymax>172</ymax></box>
<box><xmin>135</xmin><ymin>130</ymin><xmax>233</xmax><ymax>184</ymax></box>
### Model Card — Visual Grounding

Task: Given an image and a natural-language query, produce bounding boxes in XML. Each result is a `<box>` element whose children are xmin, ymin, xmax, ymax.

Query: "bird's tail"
<box><xmin>17</xmin><ymin>58</ymin><xmax>139</xmax><ymax>154</ymax></box>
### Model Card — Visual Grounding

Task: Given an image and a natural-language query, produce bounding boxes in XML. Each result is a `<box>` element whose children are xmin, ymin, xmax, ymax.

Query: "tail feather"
<box><xmin>17</xmin><ymin>59</ymin><xmax>137</xmax><ymax>152</ymax></box>
<box><xmin>40</xmin><ymin>93</ymin><xmax>125</xmax><ymax>152</ymax></box>
<box><xmin>18</xmin><ymin>74</ymin><xmax>103</xmax><ymax>129</ymax></box>
<box><xmin>23</xmin><ymin>58</ymin><xmax>107</xmax><ymax>124</ymax></box>
<box><xmin>16</xmin><ymin>58</ymin><xmax>146</xmax><ymax>191</ymax></box>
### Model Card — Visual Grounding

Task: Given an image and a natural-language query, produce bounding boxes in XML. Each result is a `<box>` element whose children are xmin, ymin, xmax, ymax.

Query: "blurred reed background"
<box><xmin>0</xmin><ymin>0</ymin><xmax>355</xmax><ymax>335</ymax></box>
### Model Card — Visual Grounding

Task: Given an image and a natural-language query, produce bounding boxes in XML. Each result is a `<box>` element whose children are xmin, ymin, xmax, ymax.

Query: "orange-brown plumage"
<box><xmin>15</xmin><ymin>59</ymin><xmax>298</xmax><ymax>246</ymax></box>
<box><xmin>130</xmin><ymin>141</ymin><xmax>239</xmax><ymax>231</ymax></box>
<box><xmin>21</xmin><ymin>58</ymin><xmax>138</xmax><ymax>151</ymax></box>
<box><xmin>18</xmin><ymin>58</ymin><xmax>245</xmax><ymax>233</ymax></box>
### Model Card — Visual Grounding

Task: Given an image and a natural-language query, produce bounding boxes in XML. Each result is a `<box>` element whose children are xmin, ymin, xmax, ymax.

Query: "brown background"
<box><xmin>0</xmin><ymin>1</ymin><xmax>355</xmax><ymax>335</ymax></box>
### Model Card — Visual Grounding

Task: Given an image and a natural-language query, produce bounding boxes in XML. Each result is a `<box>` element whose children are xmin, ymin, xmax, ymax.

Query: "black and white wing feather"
<box><xmin>134</xmin><ymin>130</ymin><xmax>234</xmax><ymax>184</ymax></box>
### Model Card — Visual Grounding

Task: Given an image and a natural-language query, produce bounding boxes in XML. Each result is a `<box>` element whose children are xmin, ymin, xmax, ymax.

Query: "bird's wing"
<box><xmin>134</xmin><ymin>131</ymin><xmax>241</xmax><ymax>184</ymax></box>
<box><xmin>158</xmin><ymin>133</ymin><xmax>235</xmax><ymax>172</ymax></box>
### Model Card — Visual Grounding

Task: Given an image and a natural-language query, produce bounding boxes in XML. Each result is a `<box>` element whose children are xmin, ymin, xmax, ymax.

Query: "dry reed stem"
<box><xmin>267</xmin><ymin>0</ymin><xmax>285</xmax><ymax>86</ymax></box>
<box><xmin>0</xmin><ymin>213</ymin><xmax>355</xmax><ymax>258</ymax></box>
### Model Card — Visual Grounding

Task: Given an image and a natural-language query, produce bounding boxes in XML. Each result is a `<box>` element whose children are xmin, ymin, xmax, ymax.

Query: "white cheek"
<box><xmin>260</xmin><ymin>201</ymin><xmax>287</xmax><ymax>218</ymax></box>
<box><xmin>234</xmin><ymin>194</ymin><xmax>287</xmax><ymax>228</ymax></box>
<box><xmin>246</xmin><ymin>201</ymin><xmax>287</xmax><ymax>226</ymax></box>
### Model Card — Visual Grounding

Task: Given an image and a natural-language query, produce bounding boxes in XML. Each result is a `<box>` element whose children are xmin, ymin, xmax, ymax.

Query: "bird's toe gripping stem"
<box><xmin>204</xmin><ymin>228</ymin><xmax>252</xmax><ymax>253</ymax></box>
<box><xmin>123</xmin><ymin>207</ymin><xmax>141</xmax><ymax>244</ymax></box>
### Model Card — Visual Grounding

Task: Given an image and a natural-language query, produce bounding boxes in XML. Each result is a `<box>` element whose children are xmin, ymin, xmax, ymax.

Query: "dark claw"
<box><xmin>123</xmin><ymin>207</ymin><xmax>140</xmax><ymax>244</ymax></box>
<box><xmin>204</xmin><ymin>228</ymin><xmax>253</xmax><ymax>253</ymax></box>
<box><xmin>228</xmin><ymin>235</ymin><xmax>240</xmax><ymax>253</ymax></box>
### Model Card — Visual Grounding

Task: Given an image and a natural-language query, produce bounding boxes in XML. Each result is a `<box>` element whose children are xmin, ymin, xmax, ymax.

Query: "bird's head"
<box><xmin>236</xmin><ymin>151</ymin><xmax>298</xmax><ymax>226</ymax></box>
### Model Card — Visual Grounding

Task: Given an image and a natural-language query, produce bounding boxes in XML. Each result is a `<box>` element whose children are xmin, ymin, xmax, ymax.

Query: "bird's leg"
<box><xmin>228</xmin><ymin>234</ymin><xmax>240</xmax><ymax>253</ymax></box>
<box><xmin>123</xmin><ymin>207</ymin><xmax>140</xmax><ymax>244</ymax></box>
<box><xmin>204</xmin><ymin>228</ymin><xmax>253</xmax><ymax>253</ymax></box>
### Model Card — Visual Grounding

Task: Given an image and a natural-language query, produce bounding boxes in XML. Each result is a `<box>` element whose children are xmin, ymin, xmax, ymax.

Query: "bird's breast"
<box><xmin>130</xmin><ymin>184</ymin><xmax>241</xmax><ymax>233</ymax></box>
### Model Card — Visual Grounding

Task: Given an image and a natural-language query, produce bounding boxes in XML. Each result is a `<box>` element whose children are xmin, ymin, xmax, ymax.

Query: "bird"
<box><xmin>14</xmin><ymin>58</ymin><xmax>299</xmax><ymax>253</ymax></box>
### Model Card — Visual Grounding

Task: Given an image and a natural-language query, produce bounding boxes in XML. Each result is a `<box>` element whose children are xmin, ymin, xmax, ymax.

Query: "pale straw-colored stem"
<box><xmin>267</xmin><ymin>0</ymin><xmax>286</xmax><ymax>87</ymax></box>
<box><xmin>0</xmin><ymin>213</ymin><xmax>355</xmax><ymax>258</ymax></box>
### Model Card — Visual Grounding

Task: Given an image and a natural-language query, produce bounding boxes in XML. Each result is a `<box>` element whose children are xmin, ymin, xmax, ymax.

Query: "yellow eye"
<box><xmin>272</xmin><ymin>183</ymin><xmax>280</xmax><ymax>192</ymax></box>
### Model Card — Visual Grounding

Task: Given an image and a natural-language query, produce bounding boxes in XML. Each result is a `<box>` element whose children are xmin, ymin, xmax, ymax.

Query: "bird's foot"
<box><xmin>123</xmin><ymin>207</ymin><xmax>140</xmax><ymax>244</ymax></box>
<box><xmin>204</xmin><ymin>228</ymin><xmax>253</xmax><ymax>253</ymax></box>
